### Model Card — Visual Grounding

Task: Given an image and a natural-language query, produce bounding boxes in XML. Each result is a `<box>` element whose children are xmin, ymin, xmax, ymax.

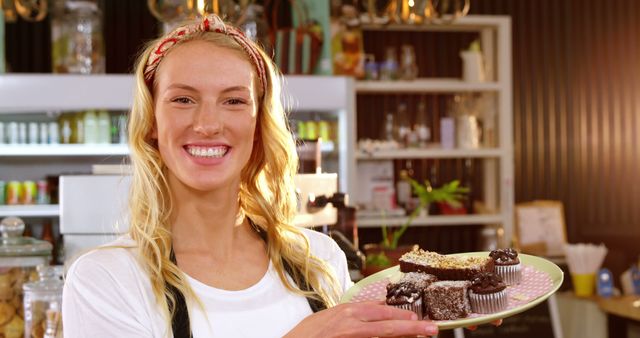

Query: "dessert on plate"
<box><xmin>468</xmin><ymin>272</ymin><xmax>509</xmax><ymax>314</ymax></box>
<box><xmin>489</xmin><ymin>248</ymin><xmax>522</xmax><ymax>285</ymax></box>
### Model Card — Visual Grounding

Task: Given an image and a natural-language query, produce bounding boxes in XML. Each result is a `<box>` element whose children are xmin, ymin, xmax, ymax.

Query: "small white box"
<box><xmin>441</xmin><ymin>117</ymin><xmax>455</xmax><ymax>149</ymax></box>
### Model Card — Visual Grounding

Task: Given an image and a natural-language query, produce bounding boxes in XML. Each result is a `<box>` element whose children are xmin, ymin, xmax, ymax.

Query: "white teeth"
<box><xmin>186</xmin><ymin>146</ymin><xmax>228</xmax><ymax>158</ymax></box>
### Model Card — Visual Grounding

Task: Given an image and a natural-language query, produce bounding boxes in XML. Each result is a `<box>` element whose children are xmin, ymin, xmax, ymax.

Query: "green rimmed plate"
<box><xmin>340</xmin><ymin>252</ymin><xmax>564</xmax><ymax>330</ymax></box>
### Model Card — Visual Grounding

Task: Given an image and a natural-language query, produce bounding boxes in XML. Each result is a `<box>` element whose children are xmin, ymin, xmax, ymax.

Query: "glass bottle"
<box><xmin>23</xmin><ymin>266</ymin><xmax>64</xmax><ymax>338</ymax></box>
<box><xmin>52</xmin><ymin>1</ymin><xmax>105</xmax><ymax>74</ymax></box>
<box><xmin>415</xmin><ymin>98</ymin><xmax>431</xmax><ymax>147</ymax></box>
<box><xmin>396</xmin><ymin>103</ymin><xmax>411</xmax><ymax>147</ymax></box>
<box><xmin>380</xmin><ymin>46</ymin><xmax>399</xmax><ymax>81</ymax></box>
<box><xmin>382</xmin><ymin>112</ymin><xmax>394</xmax><ymax>141</ymax></box>
<box><xmin>400</xmin><ymin>44</ymin><xmax>418</xmax><ymax>80</ymax></box>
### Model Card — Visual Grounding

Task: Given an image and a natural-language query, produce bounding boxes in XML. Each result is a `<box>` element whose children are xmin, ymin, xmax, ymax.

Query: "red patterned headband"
<box><xmin>144</xmin><ymin>14</ymin><xmax>267</xmax><ymax>93</ymax></box>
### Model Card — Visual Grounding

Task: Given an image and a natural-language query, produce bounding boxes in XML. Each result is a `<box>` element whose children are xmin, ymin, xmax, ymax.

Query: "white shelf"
<box><xmin>0</xmin><ymin>74</ymin><xmax>134</xmax><ymax>113</ymax></box>
<box><xmin>356</xmin><ymin>147</ymin><xmax>504</xmax><ymax>160</ymax></box>
<box><xmin>0</xmin><ymin>204</ymin><xmax>60</xmax><ymax>217</ymax></box>
<box><xmin>355</xmin><ymin>79</ymin><xmax>501</xmax><ymax>93</ymax></box>
<box><xmin>0</xmin><ymin>74</ymin><xmax>355</xmax><ymax>114</ymax></box>
<box><xmin>0</xmin><ymin>144</ymin><xmax>129</xmax><ymax>156</ymax></box>
<box><xmin>357</xmin><ymin>214</ymin><xmax>504</xmax><ymax>228</ymax></box>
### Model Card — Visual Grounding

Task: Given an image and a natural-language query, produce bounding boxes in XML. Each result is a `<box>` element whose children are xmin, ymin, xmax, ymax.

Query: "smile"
<box><xmin>185</xmin><ymin>145</ymin><xmax>229</xmax><ymax>158</ymax></box>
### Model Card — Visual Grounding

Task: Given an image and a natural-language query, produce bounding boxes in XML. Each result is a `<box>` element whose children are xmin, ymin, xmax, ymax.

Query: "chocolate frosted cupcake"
<box><xmin>385</xmin><ymin>280</ymin><xmax>424</xmax><ymax>319</ymax></box>
<box><xmin>489</xmin><ymin>248</ymin><xmax>522</xmax><ymax>285</ymax></box>
<box><xmin>469</xmin><ymin>272</ymin><xmax>508</xmax><ymax>314</ymax></box>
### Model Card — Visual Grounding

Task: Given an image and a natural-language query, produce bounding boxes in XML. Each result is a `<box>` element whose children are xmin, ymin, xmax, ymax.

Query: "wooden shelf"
<box><xmin>356</xmin><ymin>214</ymin><xmax>504</xmax><ymax>228</ymax></box>
<box><xmin>355</xmin><ymin>79</ymin><xmax>501</xmax><ymax>93</ymax></box>
<box><xmin>0</xmin><ymin>144</ymin><xmax>129</xmax><ymax>156</ymax></box>
<box><xmin>0</xmin><ymin>204</ymin><xmax>60</xmax><ymax>217</ymax></box>
<box><xmin>356</xmin><ymin>147</ymin><xmax>504</xmax><ymax>160</ymax></box>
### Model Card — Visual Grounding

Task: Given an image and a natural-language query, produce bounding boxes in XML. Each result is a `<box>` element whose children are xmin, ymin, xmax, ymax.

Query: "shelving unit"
<box><xmin>355</xmin><ymin>79</ymin><xmax>501</xmax><ymax>93</ymax></box>
<box><xmin>349</xmin><ymin>15</ymin><xmax>513</xmax><ymax>248</ymax></box>
<box><xmin>0</xmin><ymin>204</ymin><xmax>59</xmax><ymax>217</ymax></box>
<box><xmin>0</xmin><ymin>74</ymin><xmax>356</xmax><ymax>220</ymax></box>
<box><xmin>357</xmin><ymin>214</ymin><xmax>504</xmax><ymax>228</ymax></box>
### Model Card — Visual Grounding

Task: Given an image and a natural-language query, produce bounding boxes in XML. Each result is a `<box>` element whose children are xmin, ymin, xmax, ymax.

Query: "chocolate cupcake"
<box><xmin>469</xmin><ymin>272</ymin><xmax>509</xmax><ymax>314</ymax></box>
<box><xmin>385</xmin><ymin>280</ymin><xmax>424</xmax><ymax>319</ymax></box>
<box><xmin>489</xmin><ymin>248</ymin><xmax>522</xmax><ymax>285</ymax></box>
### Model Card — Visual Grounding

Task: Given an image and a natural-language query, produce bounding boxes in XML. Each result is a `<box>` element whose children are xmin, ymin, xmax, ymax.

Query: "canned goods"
<box><xmin>7</xmin><ymin>122</ymin><xmax>18</xmax><ymax>144</ymax></box>
<box><xmin>39</xmin><ymin>123</ymin><xmax>48</xmax><ymax>144</ymax></box>
<box><xmin>318</xmin><ymin>120</ymin><xmax>331</xmax><ymax>142</ymax></box>
<box><xmin>48</xmin><ymin>122</ymin><xmax>59</xmax><ymax>144</ymax></box>
<box><xmin>297</xmin><ymin>121</ymin><xmax>307</xmax><ymax>140</ymax></box>
<box><xmin>28</xmin><ymin>122</ymin><xmax>39</xmax><ymax>144</ymax></box>
<box><xmin>36</xmin><ymin>180</ymin><xmax>49</xmax><ymax>205</ymax></box>
<box><xmin>0</xmin><ymin>181</ymin><xmax>5</xmax><ymax>205</ymax></box>
<box><xmin>305</xmin><ymin>120</ymin><xmax>318</xmax><ymax>140</ymax></box>
<box><xmin>6</xmin><ymin>181</ymin><xmax>21</xmax><ymax>205</ymax></box>
<box><xmin>21</xmin><ymin>181</ymin><xmax>37</xmax><ymax>205</ymax></box>
<box><xmin>18</xmin><ymin>122</ymin><xmax>27</xmax><ymax>144</ymax></box>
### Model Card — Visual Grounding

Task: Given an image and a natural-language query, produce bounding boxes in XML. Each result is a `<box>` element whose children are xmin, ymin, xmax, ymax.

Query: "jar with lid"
<box><xmin>51</xmin><ymin>0</ymin><xmax>105</xmax><ymax>74</ymax></box>
<box><xmin>24</xmin><ymin>266</ymin><xmax>64</xmax><ymax>338</ymax></box>
<box><xmin>0</xmin><ymin>217</ymin><xmax>53</xmax><ymax>337</ymax></box>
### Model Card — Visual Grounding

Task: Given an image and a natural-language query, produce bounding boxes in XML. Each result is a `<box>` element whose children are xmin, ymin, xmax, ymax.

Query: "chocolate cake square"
<box><xmin>424</xmin><ymin>280</ymin><xmax>472</xmax><ymax>320</ymax></box>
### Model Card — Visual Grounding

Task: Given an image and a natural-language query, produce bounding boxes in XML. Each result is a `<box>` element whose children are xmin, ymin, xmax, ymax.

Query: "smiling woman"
<box><xmin>61</xmin><ymin>14</ymin><xmax>438</xmax><ymax>338</ymax></box>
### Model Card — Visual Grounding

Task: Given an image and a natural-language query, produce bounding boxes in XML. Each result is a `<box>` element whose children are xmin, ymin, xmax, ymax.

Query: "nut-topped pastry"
<box><xmin>399</xmin><ymin>247</ymin><xmax>494</xmax><ymax>280</ymax></box>
<box><xmin>468</xmin><ymin>272</ymin><xmax>508</xmax><ymax>314</ymax></box>
<box><xmin>489</xmin><ymin>248</ymin><xmax>522</xmax><ymax>285</ymax></box>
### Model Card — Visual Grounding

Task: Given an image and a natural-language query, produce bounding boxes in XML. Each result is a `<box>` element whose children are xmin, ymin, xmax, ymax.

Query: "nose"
<box><xmin>193</xmin><ymin>103</ymin><xmax>223</xmax><ymax>136</ymax></box>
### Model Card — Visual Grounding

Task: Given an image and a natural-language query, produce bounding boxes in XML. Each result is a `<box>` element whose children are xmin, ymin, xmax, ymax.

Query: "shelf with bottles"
<box><xmin>0</xmin><ymin>109</ymin><xmax>129</xmax><ymax>155</ymax></box>
<box><xmin>355</xmin><ymin>78</ymin><xmax>502</xmax><ymax>93</ymax></box>
<box><xmin>356</xmin><ymin>147</ymin><xmax>504</xmax><ymax>160</ymax></box>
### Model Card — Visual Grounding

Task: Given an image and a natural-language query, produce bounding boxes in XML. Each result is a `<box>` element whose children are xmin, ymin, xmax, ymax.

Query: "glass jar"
<box><xmin>0</xmin><ymin>217</ymin><xmax>53</xmax><ymax>337</ymax></box>
<box><xmin>51</xmin><ymin>1</ymin><xmax>105</xmax><ymax>74</ymax></box>
<box><xmin>23</xmin><ymin>266</ymin><xmax>64</xmax><ymax>338</ymax></box>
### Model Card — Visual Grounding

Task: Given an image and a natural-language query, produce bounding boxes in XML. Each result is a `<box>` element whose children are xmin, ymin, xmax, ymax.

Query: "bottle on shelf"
<box><xmin>396</xmin><ymin>102</ymin><xmax>411</xmax><ymax>147</ymax></box>
<box><xmin>83</xmin><ymin>110</ymin><xmax>98</xmax><ymax>144</ymax></box>
<box><xmin>380</xmin><ymin>46</ymin><xmax>399</xmax><ymax>81</ymax></box>
<box><xmin>428</xmin><ymin>160</ymin><xmax>439</xmax><ymax>215</ymax></box>
<box><xmin>97</xmin><ymin>110</ymin><xmax>111</xmax><ymax>144</ymax></box>
<box><xmin>383</xmin><ymin>111</ymin><xmax>394</xmax><ymax>141</ymax></box>
<box><xmin>74</xmin><ymin>112</ymin><xmax>85</xmax><ymax>144</ymax></box>
<box><xmin>59</xmin><ymin>115</ymin><xmax>72</xmax><ymax>144</ymax></box>
<box><xmin>396</xmin><ymin>160</ymin><xmax>414</xmax><ymax>211</ymax></box>
<box><xmin>399</xmin><ymin>45</ymin><xmax>418</xmax><ymax>80</ymax></box>
<box><xmin>414</xmin><ymin>98</ymin><xmax>431</xmax><ymax>148</ymax></box>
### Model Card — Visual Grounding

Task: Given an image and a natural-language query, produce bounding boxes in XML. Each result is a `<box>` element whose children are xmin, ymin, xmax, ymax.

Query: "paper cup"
<box><xmin>572</xmin><ymin>273</ymin><xmax>596</xmax><ymax>297</ymax></box>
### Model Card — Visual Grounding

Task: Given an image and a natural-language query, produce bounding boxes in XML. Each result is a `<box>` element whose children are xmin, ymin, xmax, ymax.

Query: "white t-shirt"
<box><xmin>62</xmin><ymin>228</ymin><xmax>353</xmax><ymax>338</ymax></box>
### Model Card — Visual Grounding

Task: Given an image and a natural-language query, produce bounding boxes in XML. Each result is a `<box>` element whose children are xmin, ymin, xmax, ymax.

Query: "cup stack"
<box><xmin>564</xmin><ymin>243</ymin><xmax>608</xmax><ymax>297</ymax></box>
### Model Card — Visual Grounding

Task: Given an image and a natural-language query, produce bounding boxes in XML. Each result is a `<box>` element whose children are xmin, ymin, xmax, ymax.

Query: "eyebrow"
<box><xmin>165</xmin><ymin>83</ymin><xmax>252</xmax><ymax>94</ymax></box>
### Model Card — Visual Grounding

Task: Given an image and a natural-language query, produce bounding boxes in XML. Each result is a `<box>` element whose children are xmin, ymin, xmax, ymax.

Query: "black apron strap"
<box><xmin>168</xmin><ymin>249</ymin><xmax>192</xmax><ymax>338</ymax></box>
<box><xmin>166</xmin><ymin>218</ymin><xmax>327</xmax><ymax>337</ymax></box>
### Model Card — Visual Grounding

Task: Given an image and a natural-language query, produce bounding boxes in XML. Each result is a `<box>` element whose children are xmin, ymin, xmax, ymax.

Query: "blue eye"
<box><xmin>172</xmin><ymin>97</ymin><xmax>194</xmax><ymax>104</ymax></box>
<box><xmin>226</xmin><ymin>98</ymin><xmax>247</xmax><ymax>105</ymax></box>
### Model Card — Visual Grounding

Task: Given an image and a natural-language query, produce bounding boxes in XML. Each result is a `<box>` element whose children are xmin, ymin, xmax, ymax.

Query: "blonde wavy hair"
<box><xmin>127</xmin><ymin>18</ymin><xmax>342</xmax><ymax>328</ymax></box>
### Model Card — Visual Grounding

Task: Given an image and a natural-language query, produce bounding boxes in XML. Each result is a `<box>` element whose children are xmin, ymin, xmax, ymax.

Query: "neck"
<box><xmin>168</xmin><ymin>175</ymin><xmax>251</xmax><ymax>259</ymax></box>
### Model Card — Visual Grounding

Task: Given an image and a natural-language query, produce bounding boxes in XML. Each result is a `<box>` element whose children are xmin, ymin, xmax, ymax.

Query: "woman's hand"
<box><xmin>285</xmin><ymin>301</ymin><xmax>438</xmax><ymax>338</ymax></box>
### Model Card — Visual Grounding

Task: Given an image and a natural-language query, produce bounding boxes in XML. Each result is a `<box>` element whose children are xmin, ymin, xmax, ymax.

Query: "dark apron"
<box><xmin>166</xmin><ymin>220</ymin><xmax>327</xmax><ymax>338</ymax></box>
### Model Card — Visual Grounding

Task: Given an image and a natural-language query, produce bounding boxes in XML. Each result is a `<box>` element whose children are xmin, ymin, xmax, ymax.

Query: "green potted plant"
<box><xmin>409</xmin><ymin>178</ymin><xmax>470</xmax><ymax>216</ymax></box>
<box><xmin>362</xmin><ymin>178</ymin><xmax>469</xmax><ymax>276</ymax></box>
